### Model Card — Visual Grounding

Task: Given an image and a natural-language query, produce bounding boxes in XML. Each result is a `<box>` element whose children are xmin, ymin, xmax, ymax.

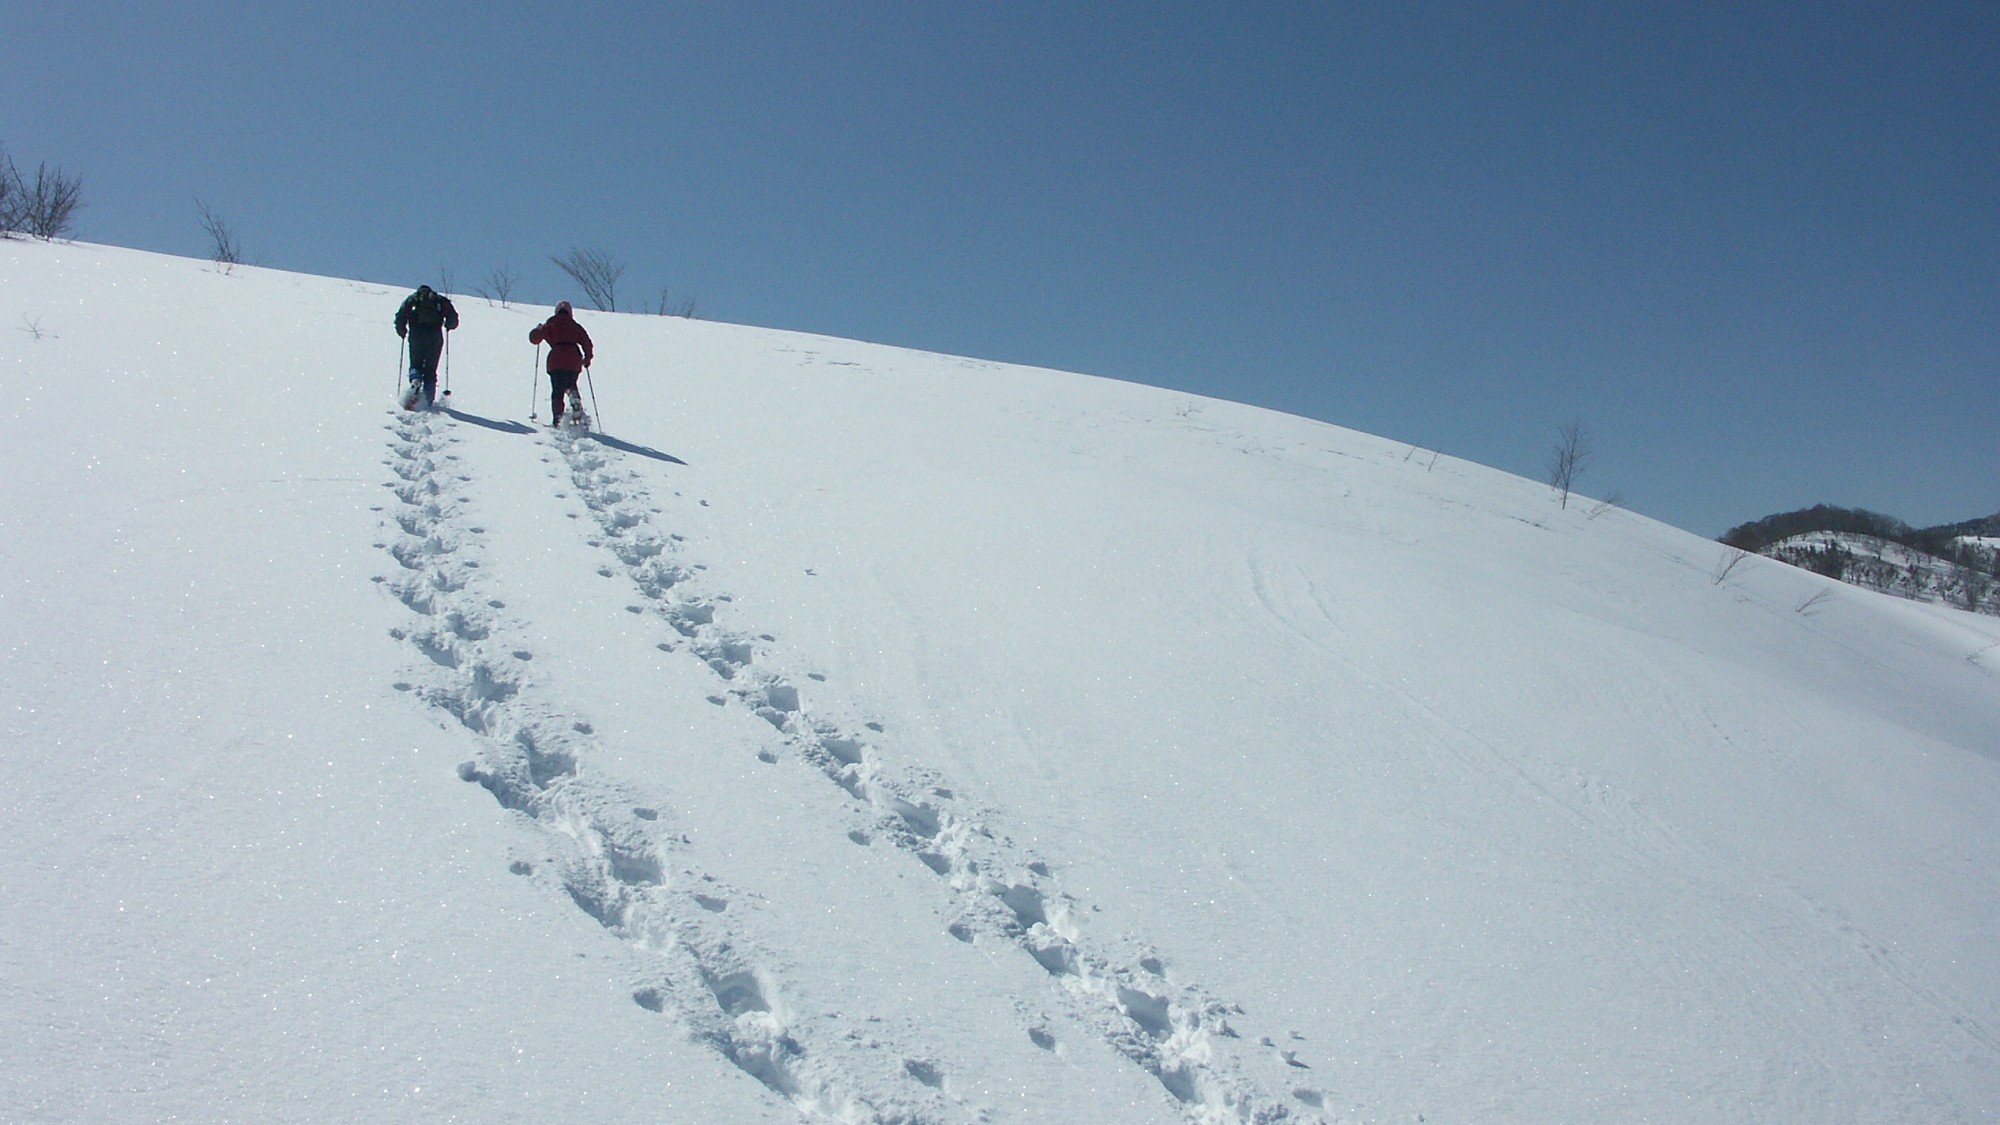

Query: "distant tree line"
<box><xmin>1916</xmin><ymin>513</ymin><xmax>2000</xmax><ymax>558</ymax></box>
<box><xmin>1722</xmin><ymin>504</ymin><xmax>2000</xmax><ymax>571</ymax></box>
<box><xmin>1720</xmin><ymin>505</ymin><xmax>1915</xmax><ymax>553</ymax></box>
<box><xmin>1726</xmin><ymin>503</ymin><xmax>2000</xmax><ymax>613</ymax></box>
<box><xmin>1767</xmin><ymin>539</ymin><xmax>1855</xmax><ymax>581</ymax></box>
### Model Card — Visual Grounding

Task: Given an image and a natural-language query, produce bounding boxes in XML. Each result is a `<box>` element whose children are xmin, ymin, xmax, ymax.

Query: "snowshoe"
<box><xmin>401</xmin><ymin>370</ymin><xmax>429</xmax><ymax>411</ymax></box>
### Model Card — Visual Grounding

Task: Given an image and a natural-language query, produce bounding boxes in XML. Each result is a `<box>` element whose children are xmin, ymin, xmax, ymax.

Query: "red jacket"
<box><xmin>529</xmin><ymin>309</ymin><xmax>594</xmax><ymax>373</ymax></box>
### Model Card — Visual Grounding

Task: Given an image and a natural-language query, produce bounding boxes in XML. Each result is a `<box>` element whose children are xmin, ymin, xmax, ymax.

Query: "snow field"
<box><xmin>4</xmin><ymin>240</ymin><xmax>1998</xmax><ymax>1122</ymax></box>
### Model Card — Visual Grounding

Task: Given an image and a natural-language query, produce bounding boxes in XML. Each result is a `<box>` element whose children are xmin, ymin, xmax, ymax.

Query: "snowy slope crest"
<box><xmin>5</xmin><ymin>240</ymin><xmax>2000</xmax><ymax>1123</ymax></box>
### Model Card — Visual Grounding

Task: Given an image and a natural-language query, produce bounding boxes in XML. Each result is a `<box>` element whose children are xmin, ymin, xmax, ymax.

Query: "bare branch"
<box><xmin>3</xmin><ymin>157</ymin><xmax>83</xmax><ymax>240</ymax></box>
<box><xmin>551</xmin><ymin>248</ymin><xmax>624</xmax><ymax>312</ymax></box>
<box><xmin>654</xmin><ymin>284</ymin><xmax>697</xmax><ymax>318</ymax></box>
<box><xmin>1713</xmin><ymin>549</ymin><xmax>1748</xmax><ymax>587</ymax></box>
<box><xmin>195</xmin><ymin>198</ymin><xmax>243</xmax><ymax>270</ymax></box>
<box><xmin>1546</xmin><ymin>419</ymin><xmax>1592</xmax><ymax>509</ymax></box>
<box><xmin>474</xmin><ymin>266</ymin><xmax>519</xmax><ymax>306</ymax></box>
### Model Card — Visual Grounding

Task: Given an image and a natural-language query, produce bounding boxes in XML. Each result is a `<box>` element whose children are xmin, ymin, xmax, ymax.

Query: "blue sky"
<box><xmin>7</xmin><ymin>2</ymin><xmax>1993</xmax><ymax>536</ymax></box>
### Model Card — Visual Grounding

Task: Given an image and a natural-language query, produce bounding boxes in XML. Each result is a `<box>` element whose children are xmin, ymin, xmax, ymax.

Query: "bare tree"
<box><xmin>0</xmin><ymin>150</ymin><xmax>13</xmax><ymax>235</ymax></box>
<box><xmin>551</xmin><ymin>248</ymin><xmax>624</xmax><ymax>311</ymax></box>
<box><xmin>1963</xmin><ymin>569</ymin><xmax>1993</xmax><ymax>614</ymax></box>
<box><xmin>475</xmin><ymin>266</ymin><xmax>519</xmax><ymax>306</ymax></box>
<box><xmin>2</xmin><ymin>156</ymin><xmax>84</xmax><ymax>240</ymax></box>
<box><xmin>195</xmin><ymin>198</ymin><xmax>243</xmax><ymax>270</ymax></box>
<box><xmin>1546</xmin><ymin>419</ymin><xmax>1592</xmax><ymax>509</ymax></box>
<box><xmin>654</xmin><ymin>284</ymin><xmax>697</xmax><ymax>318</ymax></box>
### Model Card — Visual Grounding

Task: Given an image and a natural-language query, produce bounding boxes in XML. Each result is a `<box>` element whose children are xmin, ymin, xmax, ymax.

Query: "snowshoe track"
<box><xmin>548</xmin><ymin>426</ymin><xmax>1332</xmax><ymax>1123</ymax></box>
<box><xmin>380</xmin><ymin>413</ymin><xmax>957</xmax><ymax>1123</ymax></box>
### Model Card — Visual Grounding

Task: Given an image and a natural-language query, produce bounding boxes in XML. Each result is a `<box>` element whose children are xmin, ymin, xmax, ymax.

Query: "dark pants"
<box><xmin>408</xmin><ymin>329</ymin><xmax>444</xmax><ymax>376</ymax></box>
<box><xmin>408</xmin><ymin>329</ymin><xmax>444</xmax><ymax>406</ymax></box>
<box><xmin>550</xmin><ymin>370</ymin><xmax>580</xmax><ymax>421</ymax></box>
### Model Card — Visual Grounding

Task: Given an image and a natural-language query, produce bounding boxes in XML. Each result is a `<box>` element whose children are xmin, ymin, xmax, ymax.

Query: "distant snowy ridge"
<box><xmin>1759</xmin><ymin>530</ymin><xmax>1996</xmax><ymax>615</ymax></box>
<box><xmin>1722</xmin><ymin>503</ymin><xmax>1999</xmax><ymax>614</ymax></box>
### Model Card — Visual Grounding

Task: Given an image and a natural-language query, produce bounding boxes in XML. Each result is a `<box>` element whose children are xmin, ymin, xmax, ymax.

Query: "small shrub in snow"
<box><xmin>195</xmin><ymin>198</ymin><xmax>243</xmax><ymax>271</ymax></box>
<box><xmin>475</xmin><ymin>266</ymin><xmax>519</xmax><ymax>306</ymax></box>
<box><xmin>1712</xmin><ymin>549</ymin><xmax>1748</xmax><ymax>586</ymax></box>
<box><xmin>0</xmin><ymin>152</ymin><xmax>83</xmax><ymax>240</ymax></box>
<box><xmin>655</xmin><ymin>285</ymin><xmax>698</xmax><ymax>318</ymax></box>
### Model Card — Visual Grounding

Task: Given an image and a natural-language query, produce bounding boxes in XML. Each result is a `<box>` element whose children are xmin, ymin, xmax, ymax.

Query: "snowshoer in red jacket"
<box><xmin>529</xmin><ymin>300</ymin><xmax>594</xmax><ymax>427</ymax></box>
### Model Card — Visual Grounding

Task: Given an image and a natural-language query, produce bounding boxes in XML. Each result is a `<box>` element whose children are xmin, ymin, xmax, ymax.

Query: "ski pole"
<box><xmin>442</xmin><ymin>329</ymin><xmax>452</xmax><ymax>401</ymax></box>
<box><xmin>529</xmin><ymin>344</ymin><xmax>542</xmax><ymax>421</ymax></box>
<box><xmin>585</xmin><ymin>364</ymin><xmax>600</xmax><ymax>429</ymax></box>
<box><xmin>397</xmin><ymin>336</ymin><xmax>406</xmax><ymax>396</ymax></box>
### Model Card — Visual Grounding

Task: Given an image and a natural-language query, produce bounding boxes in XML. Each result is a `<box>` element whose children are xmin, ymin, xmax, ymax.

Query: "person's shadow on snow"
<box><xmin>589</xmin><ymin>431</ymin><xmax>687</xmax><ymax>465</ymax></box>
<box><xmin>439</xmin><ymin>407</ymin><xmax>685</xmax><ymax>464</ymax></box>
<box><xmin>439</xmin><ymin>407</ymin><xmax>535</xmax><ymax>435</ymax></box>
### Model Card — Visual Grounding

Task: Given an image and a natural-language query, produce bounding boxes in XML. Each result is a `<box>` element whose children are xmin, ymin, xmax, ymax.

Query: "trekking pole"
<box><xmin>529</xmin><ymin>344</ymin><xmax>542</xmax><ymax>421</ymax></box>
<box><xmin>585</xmin><ymin>364</ymin><xmax>600</xmax><ymax>429</ymax></box>
<box><xmin>442</xmin><ymin>330</ymin><xmax>452</xmax><ymax>402</ymax></box>
<box><xmin>397</xmin><ymin>337</ymin><xmax>406</xmax><ymax>397</ymax></box>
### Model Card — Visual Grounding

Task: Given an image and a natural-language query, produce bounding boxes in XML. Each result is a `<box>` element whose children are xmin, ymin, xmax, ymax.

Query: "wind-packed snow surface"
<box><xmin>4</xmin><ymin>241</ymin><xmax>1998</xmax><ymax>1123</ymax></box>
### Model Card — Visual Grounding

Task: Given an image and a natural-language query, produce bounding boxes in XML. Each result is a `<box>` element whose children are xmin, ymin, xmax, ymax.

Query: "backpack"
<box><xmin>410</xmin><ymin>287</ymin><xmax>445</xmax><ymax>327</ymax></box>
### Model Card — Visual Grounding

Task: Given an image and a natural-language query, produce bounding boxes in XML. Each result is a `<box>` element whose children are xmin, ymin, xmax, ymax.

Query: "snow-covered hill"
<box><xmin>4</xmin><ymin>240</ymin><xmax>1998</xmax><ymax>1123</ymax></box>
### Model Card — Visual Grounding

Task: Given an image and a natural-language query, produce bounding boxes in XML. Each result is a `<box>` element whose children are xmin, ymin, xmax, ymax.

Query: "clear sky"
<box><xmin>6</xmin><ymin>2</ymin><xmax>1993</xmax><ymax>536</ymax></box>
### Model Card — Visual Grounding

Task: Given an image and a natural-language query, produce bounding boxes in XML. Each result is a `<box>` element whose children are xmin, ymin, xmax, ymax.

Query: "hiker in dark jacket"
<box><xmin>394</xmin><ymin>285</ymin><xmax>460</xmax><ymax>408</ymax></box>
<box><xmin>528</xmin><ymin>300</ymin><xmax>595</xmax><ymax>426</ymax></box>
